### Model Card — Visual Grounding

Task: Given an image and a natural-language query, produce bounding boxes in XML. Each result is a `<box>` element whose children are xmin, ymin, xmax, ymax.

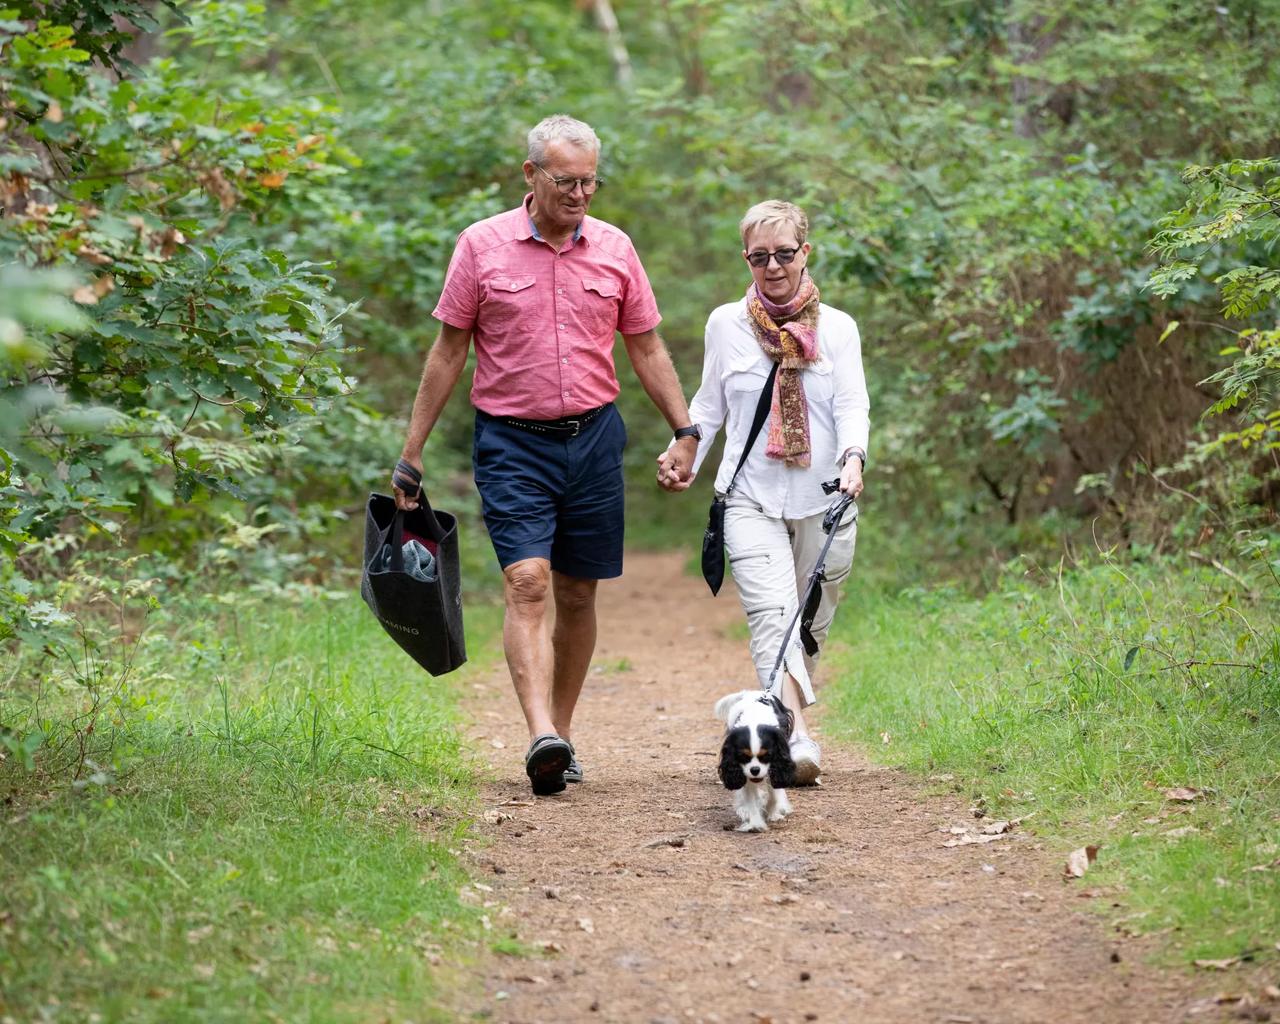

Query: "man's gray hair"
<box><xmin>739</xmin><ymin>199</ymin><xmax>810</xmax><ymax>247</ymax></box>
<box><xmin>527</xmin><ymin>114</ymin><xmax>601</xmax><ymax>164</ymax></box>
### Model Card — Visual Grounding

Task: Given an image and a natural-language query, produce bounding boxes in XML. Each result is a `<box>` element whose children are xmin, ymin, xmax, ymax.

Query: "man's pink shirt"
<box><xmin>432</xmin><ymin>196</ymin><xmax>662</xmax><ymax>421</ymax></box>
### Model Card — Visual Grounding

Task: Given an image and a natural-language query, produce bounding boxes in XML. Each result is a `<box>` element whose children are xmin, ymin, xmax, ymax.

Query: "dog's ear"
<box><xmin>765</xmin><ymin>726</ymin><xmax>796</xmax><ymax>789</ymax></box>
<box><xmin>767</xmin><ymin>694</ymin><xmax>795</xmax><ymax>738</ymax></box>
<box><xmin>718</xmin><ymin>730</ymin><xmax>747</xmax><ymax>791</ymax></box>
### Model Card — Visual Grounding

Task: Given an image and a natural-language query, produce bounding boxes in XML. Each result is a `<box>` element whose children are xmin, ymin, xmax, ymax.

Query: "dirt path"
<box><xmin>456</xmin><ymin>551</ymin><xmax>1236</xmax><ymax>1024</ymax></box>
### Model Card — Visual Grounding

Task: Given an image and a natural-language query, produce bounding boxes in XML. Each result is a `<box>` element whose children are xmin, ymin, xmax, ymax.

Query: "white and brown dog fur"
<box><xmin>714</xmin><ymin>690</ymin><xmax>797</xmax><ymax>832</ymax></box>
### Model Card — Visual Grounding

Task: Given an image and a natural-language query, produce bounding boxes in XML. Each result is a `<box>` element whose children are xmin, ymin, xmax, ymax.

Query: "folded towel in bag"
<box><xmin>372</xmin><ymin>538</ymin><xmax>437</xmax><ymax>582</ymax></box>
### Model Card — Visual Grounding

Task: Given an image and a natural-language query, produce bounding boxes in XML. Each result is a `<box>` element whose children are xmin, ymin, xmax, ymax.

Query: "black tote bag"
<box><xmin>360</xmin><ymin>491</ymin><xmax>467</xmax><ymax>676</ymax></box>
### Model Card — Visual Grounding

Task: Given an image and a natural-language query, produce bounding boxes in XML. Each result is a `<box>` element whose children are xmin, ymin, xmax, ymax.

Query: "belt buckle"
<box><xmin>566</xmin><ymin>419</ymin><xmax>581</xmax><ymax>437</ymax></box>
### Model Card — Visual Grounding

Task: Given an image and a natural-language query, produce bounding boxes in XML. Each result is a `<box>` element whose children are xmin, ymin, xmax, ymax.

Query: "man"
<box><xmin>393</xmin><ymin>114</ymin><xmax>700</xmax><ymax>796</ymax></box>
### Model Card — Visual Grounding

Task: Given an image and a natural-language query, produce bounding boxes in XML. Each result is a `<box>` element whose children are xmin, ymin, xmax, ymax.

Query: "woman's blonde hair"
<box><xmin>739</xmin><ymin>200</ymin><xmax>809</xmax><ymax>248</ymax></box>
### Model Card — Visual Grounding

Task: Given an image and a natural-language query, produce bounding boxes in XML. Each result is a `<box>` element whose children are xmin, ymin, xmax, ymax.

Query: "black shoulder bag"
<box><xmin>701</xmin><ymin>361</ymin><xmax>778</xmax><ymax>595</ymax></box>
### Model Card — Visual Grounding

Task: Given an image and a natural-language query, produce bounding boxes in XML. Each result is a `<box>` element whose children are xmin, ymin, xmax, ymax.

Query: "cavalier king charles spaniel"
<box><xmin>714</xmin><ymin>690</ymin><xmax>797</xmax><ymax>832</ymax></box>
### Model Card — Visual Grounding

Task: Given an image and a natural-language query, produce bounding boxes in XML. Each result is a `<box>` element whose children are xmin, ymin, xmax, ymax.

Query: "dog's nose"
<box><xmin>748</xmin><ymin>765</ymin><xmax>763</xmax><ymax>776</ymax></box>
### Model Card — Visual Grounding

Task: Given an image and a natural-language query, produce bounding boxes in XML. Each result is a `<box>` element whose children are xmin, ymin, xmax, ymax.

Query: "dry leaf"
<box><xmin>538</xmin><ymin>940</ymin><xmax>564</xmax><ymax>953</ymax></box>
<box><xmin>513</xmin><ymin>974</ymin><xmax>548</xmax><ymax>985</ymax></box>
<box><xmin>1063</xmin><ymin>845</ymin><xmax>1099</xmax><ymax>878</ymax></box>
<box><xmin>1193</xmin><ymin>957</ymin><xmax>1241</xmax><ymax>971</ymax></box>
<box><xmin>576</xmin><ymin>917</ymin><xmax>594</xmax><ymax>934</ymax></box>
<box><xmin>981</xmin><ymin>819</ymin><xmax>1013</xmax><ymax>835</ymax></box>
<box><xmin>1164</xmin><ymin>787</ymin><xmax>1202</xmax><ymax>802</ymax></box>
<box><xmin>1163</xmin><ymin>825</ymin><xmax>1200</xmax><ymax>838</ymax></box>
<box><xmin>483</xmin><ymin>809</ymin><xmax>513</xmax><ymax>825</ymax></box>
<box><xmin>880</xmin><ymin>731</ymin><xmax>892</xmax><ymax>745</ymax></box>
<box><xmin>490</xmin><ymin>739</ymin><xmax>505</xmax><ymax>749</ymax></box>
<box><xmin>260</xmin><ymin>171</ymin><xmax>288</xmax><ymax>189</ymax></box>
<box><xmin>295</xmin><ymin>134</ymin><xmax>325</xmax><ymax>154</ymax></box>
<box><xmin>242</xmin><ymin>121</ymin><xmax>265</xmax><ymax>135</ymax></box>
<box><xmin>200</xmin><ymin>168</ymin><xmax>238</xmax><ymax>210</ymax></box>
<box><xmin>76</xmin><ymin>243</ymin><xmax>114</xmax><ymax>266</ymax></box>
<box><xmin>943</xmin><ymin>832</ymin><xmax>1008</xmax><ymax>848</ymax></box>
<box><xmin>45</xmin><ymin>102</ymin><xmax>63</xmax><ymax>123</ymax></box>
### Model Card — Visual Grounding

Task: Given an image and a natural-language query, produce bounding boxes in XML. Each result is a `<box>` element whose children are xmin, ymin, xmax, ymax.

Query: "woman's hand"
<box><xmin>839</xmin><ymin>455</ymin><xmax>863</xmax><ymax>499</ymax></box>
<box><xmin>656</xmin><ymin>444</ymin><xmax>697</xmax><ymax>492</ymax></box>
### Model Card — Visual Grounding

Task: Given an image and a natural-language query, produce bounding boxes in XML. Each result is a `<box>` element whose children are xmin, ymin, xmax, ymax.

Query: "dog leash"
<box><xmin>763</xmin><ymin>483</ymin><xmax>858</xmax><ymax>697</ymax></box>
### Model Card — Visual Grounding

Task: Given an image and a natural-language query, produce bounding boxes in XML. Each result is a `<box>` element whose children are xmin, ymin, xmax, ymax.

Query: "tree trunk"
<box><xmin>592</xmin><ymin>0</ymin><xmax>633</xmax><ymax>90</ymax></box>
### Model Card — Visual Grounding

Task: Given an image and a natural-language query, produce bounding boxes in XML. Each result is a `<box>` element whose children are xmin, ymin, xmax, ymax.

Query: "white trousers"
<box><xmin>723</xmin><ymin>494</ymin><xmax>857</xmax><ymax>707</ymax></box>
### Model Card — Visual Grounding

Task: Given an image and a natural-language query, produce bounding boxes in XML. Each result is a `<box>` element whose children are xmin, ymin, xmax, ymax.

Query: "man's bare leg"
<box><xmin>549</xmin><ymin>572</ymin><xmax>599</xmax><ymax>741</ymax></box>
<box><xmin>502</xmin><ymin>557</ymin><xmax>558</xmax><ymax>741</ymax></box>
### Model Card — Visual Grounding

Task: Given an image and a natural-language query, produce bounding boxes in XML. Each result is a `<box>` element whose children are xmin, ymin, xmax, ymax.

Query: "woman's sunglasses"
<box><xmin>746</xmin><ymin>247</ymin><xmax>799</xmax><ymax>268</ymax></box>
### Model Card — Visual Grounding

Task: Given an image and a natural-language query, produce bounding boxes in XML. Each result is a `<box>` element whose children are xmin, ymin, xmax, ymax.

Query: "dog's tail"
<box><xmin>713</xmin><ymin>690</ymin><xmax>757</xmax><ymax>723</ymax></box>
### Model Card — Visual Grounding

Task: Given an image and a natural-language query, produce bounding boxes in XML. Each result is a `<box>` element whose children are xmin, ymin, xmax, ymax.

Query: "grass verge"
<box><xmin>823</xmin><ymin>549</ymin><xmax>1280</xmax><ymax>966</ymax></box>
<box><xmin>1</xmin><ymin>588</ymin><xmax>504</xmax><ymax>1023</ymax></box>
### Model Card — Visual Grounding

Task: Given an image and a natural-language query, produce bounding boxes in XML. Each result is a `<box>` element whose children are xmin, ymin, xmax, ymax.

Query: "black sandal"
<box><xmin>524</xmin><ymin>733</ymin><xmax>572</xmax><ymax>795</ymax></box>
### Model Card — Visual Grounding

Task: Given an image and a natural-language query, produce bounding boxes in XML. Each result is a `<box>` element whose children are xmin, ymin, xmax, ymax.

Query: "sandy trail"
<box><xmin>456</xmin><ymin>551</ymin><xmax>1233</xmax><ymax>1024</ymax></box>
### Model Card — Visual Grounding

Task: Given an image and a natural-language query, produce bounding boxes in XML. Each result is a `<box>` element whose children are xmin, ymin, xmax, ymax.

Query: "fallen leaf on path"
<box><xmin>500</xmin><ymin>798</ymin><xmax>534</xmax><ymax>807</ymax></box>
<box><xmin>513</xmin><ymin>974</ymin><xmax>548</xmax><ymax>985</ymax></box>
<box><xmin>981</xmin><ymin>820</ymin><xmax>1013</xmax><ymax>835</ymax></box>
<box><xmin>537</xmin><ymin>940</ymin><xmax>564</xmax><ymax>953</ymax></box>
<box><xmin>643</xmin><ymin>835</ymin><xmax>687</xmax><ymax>849</ymax></box>
<box><xmin>1194</xmin><ymin>957</ymin><xmax>1241</xmax><ymax>971</ymax></box>
<box><xmin>943</xmin><ymin>832</ymin><xmax>1009</xmax><ymax>848</ymax></box>
<box><xmin>1063</xmin><ymin>845</ymin><xmax>1099</xmax><ymax>878</ymax></box>
<box><xmin>1164</xmin><ymin>786</ymin><xmax>1202</xmax><ymax>802</ymax></box>
<box><xmin>483</xmin><ymin>809</ymin><xmax>513</xmax><ymax>825</ymax></box>
<box><xmin>768</xmin><ymin>894</ymin><xmax>799</xmax><ymax>905</ymax></box>
<box><xmin>577</xmin><ymin>917</ymin><xmax>594</xmax><ymax>934</ymax></box>
<box><xmin>490</xmin><ymin>739</ymin><xmax>505</xmax><ymax>749</ymax></box>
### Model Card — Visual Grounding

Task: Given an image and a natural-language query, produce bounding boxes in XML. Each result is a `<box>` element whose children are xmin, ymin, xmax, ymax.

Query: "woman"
<box><xmin>658</xmin><ymin>200</ymin><xmax>869</xmax><ymax>784</ymax></box>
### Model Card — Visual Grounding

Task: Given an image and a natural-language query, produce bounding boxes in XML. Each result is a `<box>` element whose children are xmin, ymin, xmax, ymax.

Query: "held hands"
<box><xmin>656</xmin><ymin>437</ymin><xmax>698</xmax><ymax>492</ymax></box>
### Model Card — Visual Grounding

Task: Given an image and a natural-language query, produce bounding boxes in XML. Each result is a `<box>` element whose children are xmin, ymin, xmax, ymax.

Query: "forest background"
<box><xmin>2</xmin><ymin>0</ymin><xmax>1279</xmax><ymax>1019</ymax></box>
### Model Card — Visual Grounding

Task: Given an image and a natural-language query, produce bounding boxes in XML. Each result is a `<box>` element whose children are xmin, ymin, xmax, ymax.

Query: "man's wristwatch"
<box><xmin>673</xmin><ymin>424</ymin><xmax>703</xmax><ymax>442</ymax></box>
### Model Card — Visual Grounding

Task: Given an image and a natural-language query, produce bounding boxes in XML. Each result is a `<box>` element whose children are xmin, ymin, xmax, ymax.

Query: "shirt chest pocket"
<box><xmin>482</xmin><ymin>275</ymin><xmax>537</xmax><ymax>329</ymax></box>
<box><xmin>579</xmin><ymin>278</ymin><xmax>622</xmax><ymax>334</ymax></box>
<box><xmin>803</xmin><ymin>358</ymin><xmax>834</xmax><ymax>403</ymax></box>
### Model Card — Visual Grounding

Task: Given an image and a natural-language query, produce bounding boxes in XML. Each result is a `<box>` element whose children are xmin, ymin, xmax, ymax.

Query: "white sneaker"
<box><xmin>790</xmin><ymin>736</ymin><xmax>821</xmax><ymax>786</ymax></box>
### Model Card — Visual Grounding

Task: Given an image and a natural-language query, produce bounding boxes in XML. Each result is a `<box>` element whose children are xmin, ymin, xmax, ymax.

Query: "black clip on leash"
<box><xmin>763</xmin><ymin>479</ymin><xmax>858</xmax><ymax>696</ymax></box>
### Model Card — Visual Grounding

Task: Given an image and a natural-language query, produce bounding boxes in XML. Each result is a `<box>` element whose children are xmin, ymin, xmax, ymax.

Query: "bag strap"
<box><xmin>724</xmin><ymin>362</ymin><xmax>779</xmax><ymax>498</ymax></box>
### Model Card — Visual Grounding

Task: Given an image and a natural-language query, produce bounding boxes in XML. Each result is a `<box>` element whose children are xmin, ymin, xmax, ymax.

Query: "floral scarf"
<box><xmin>745</xmin><ymin>273</ymin><xmax>821</xmax><ymax>467</ymax></box>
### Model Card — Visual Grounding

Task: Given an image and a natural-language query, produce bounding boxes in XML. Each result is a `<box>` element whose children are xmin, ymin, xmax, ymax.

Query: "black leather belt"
<box><xmin>499</xmin><ymin>404</ymin><xmax>609</xmax><ymax>439</ymax></box>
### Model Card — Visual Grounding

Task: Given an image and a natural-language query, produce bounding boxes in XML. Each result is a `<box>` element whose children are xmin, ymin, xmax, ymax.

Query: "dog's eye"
<box><xmin>738</xmin><ymin>748</ymin><xmax>752</xmax><ymax>760</ymax></box>
<box><xmin>757</xmin><ymin>752</ymin><xmax>770</xmax><ymax>762</ymax></box>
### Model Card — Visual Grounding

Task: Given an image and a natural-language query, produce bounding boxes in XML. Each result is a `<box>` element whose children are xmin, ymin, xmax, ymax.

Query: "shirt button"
<box><xmin>563</xmin><ymin>391</ymin><xmax>570</xmax><ymax>398</ymax></box>
<box><xmin>558</xmin><ymin>324</ymin><xmax>566</xmax><ymax>330</ymax></box>
<box><xmin>557</xmin><ymin>288</ymin><xmax>564</xmax><ymax>294</ymax></box>
<box><xmin>562</xmin><ymin>357</ymin><xmax>569</xmax><ymax>363</ymax></box>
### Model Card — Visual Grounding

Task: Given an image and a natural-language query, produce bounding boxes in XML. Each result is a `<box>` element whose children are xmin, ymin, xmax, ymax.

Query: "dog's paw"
<box><xmin>735</xmin><ymin>819</ymin><xmax>767</xmax><ymax>833</ymax></box>
<box><xmin>767</xmin><ymin>808</ymin><xmax>790</xmax><ymax>822</ymax></box>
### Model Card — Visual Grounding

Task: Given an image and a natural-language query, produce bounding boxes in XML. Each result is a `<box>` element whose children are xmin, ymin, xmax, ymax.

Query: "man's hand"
<box><xmin>656</xmin><ymin>437</ymin><xmax>698</xmax><ymax>492</ymax></box>
<box><xmin>839</xmin><ymin>454</ymin><xmax>864</xmax><ymax>499</ymax></box>
<box><xmin>393</xmin><ymin>454</ymin><xmax>424</xmax><ymax>511</ymax></box>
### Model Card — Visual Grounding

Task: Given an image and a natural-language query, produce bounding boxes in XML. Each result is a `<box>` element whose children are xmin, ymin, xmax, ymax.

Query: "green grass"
<box><xmin>823</xmin><ymin>550</ymin><xmax>1280</xmax><ymax>964</ymax></box>
<box><xmin>0</xmin><ymin>590</ymin><xmax>506</xmax><ymax>1022</ymax></box>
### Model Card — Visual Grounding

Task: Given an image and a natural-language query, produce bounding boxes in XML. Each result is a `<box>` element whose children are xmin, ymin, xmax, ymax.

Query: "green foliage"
<box><xmin>1148</xmin><ymin>158</ymin><xmax>1280</xmax><ymax>457</ymax></box>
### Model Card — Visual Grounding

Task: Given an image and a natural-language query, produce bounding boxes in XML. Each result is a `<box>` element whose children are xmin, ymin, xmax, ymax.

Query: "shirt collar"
<box><xmin>522</xmin><ymin>192</ymin><xmax>585</xmax><ymax>246</ymax></box>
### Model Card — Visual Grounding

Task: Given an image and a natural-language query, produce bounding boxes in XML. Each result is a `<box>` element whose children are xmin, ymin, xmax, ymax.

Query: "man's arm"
<box><xmin>621</xmin><ymin>328</ymin><xmax>697</xmax><ymax>489</ymax></box>
<box><xmin>394</xmin><ymin>322</ymin><xmax>472</xmax><ymax>510</ymax></box>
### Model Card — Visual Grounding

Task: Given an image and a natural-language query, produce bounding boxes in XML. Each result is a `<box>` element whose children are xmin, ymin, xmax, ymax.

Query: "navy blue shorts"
<box><xmin>472</xmin><ymin>405</ymin><xmax>627</xmax><ymax>579</ymax></box>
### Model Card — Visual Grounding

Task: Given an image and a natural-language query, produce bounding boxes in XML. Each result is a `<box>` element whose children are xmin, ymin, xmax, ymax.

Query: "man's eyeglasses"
<box><xmin>746</xmin><ymin>247</ymin><xmax>800</xmax><ymax>268</ymax></box>
<box><xmin>533</xmin><ymin>163</ymin><xmax>603</xmax><ymax>195</ymax></box>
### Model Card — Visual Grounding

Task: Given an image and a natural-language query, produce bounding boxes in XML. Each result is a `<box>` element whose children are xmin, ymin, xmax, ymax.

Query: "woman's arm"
<box><xmin>831</xmin><ymin>315</ymin><xmax>870</xmax><ymax>467</ymax></box>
